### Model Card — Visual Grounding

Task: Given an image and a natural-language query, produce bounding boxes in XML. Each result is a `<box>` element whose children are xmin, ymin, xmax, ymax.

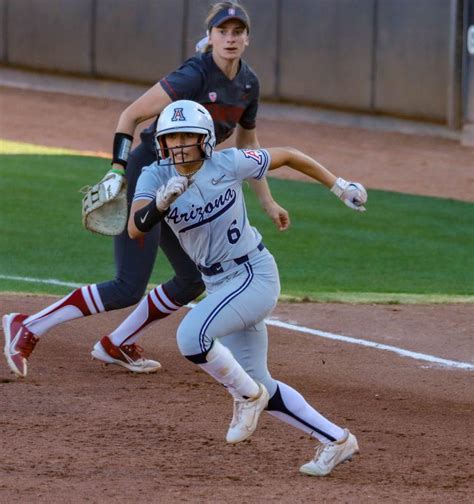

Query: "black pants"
<box><xmin>96</xmin><ymin>140</ymin><xmax>204</xmax><ymax>310</ymax></box>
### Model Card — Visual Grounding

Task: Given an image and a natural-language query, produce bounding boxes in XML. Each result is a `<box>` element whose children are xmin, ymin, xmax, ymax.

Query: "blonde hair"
<box><xmin>201</xmin><ymin>2</ymin><xmax>250</xmax><ymax>53</ymax></box>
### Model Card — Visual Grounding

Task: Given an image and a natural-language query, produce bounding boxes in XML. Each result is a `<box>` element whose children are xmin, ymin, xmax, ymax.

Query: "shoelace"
<box><xmin>312</xmin><ymin>442</ymin><xmax>335</xmax><ymax>462</ymax></box>
<box><xmin>120</xmin><ymin>343</ymin><xmax>144</xmax><ymax>361</ymax></box>
<box><xmin>230</xmin><ymin>398</ymin><xmax>249</xmax><ymax>427</ymax></box>
<box><xmin>19</xmin><ymin>332</ymin><xmax>39</xmax><ymax>358</ymax></box>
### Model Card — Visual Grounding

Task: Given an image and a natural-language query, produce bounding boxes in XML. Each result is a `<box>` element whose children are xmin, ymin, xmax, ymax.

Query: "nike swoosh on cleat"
<box><xmin>325</xmin><ymin>452</ymin><xmax>339</xmax><ymax>465</ymax></box>
<box><xmin>8</xmin><ymin>326</ymin><xmax>22</xmax><ymax>356</ymax></box>
<box><xmin>9</xmin><ymin>344</ymin><xmax>20</xmax><ymax>356</ymax></box>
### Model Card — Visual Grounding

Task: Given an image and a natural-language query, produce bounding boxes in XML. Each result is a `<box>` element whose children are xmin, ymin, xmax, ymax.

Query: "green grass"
<box><xmin>245</xmin><ymin>180</ymin><xmax>474</xmax><ymax>301</ymax></box>
<box><xmin>1</xmin><ymin>139</ymin><xmax>473</xmax><ymax>303</ymax></box>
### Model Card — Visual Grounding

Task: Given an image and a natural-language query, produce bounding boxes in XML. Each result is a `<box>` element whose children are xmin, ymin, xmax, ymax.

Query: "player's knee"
<box><xmin>184</xmin><ymin>279</ymin><xmax>205</xmax><ymax>302</ymax></box>
<box><xmin>176</xmin><ymin>314</ymin><xmax>208</xmax><ymax>359</ymax></box>
<box><xmin>166</xmin><ymin>277</ymin><xmax>205</xmax><ymax>306</ymax></box>
<box><xmin>98</xmin><ymin>277</ymin><xmax>147</xmax><ymax>310</ymax></box>
<box><xmin>123</xmin><ymin>290</ymin><xmax>145</xmax><ymax>307</ymax></box>
<box><xmin>117</xmin><ymin>281</ymin><xmax>146</xmax><ymax>307</ymax></box>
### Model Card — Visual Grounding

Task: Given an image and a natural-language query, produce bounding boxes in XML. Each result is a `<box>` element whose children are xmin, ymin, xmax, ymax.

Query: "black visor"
<box><xmin>208</xmin><ymin>6</ymin><xmax>249</xmax><ymax>31</ymax></box>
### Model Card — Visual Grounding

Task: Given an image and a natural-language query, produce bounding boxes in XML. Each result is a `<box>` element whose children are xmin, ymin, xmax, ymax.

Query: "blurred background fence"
<box><xmin>1</xmin><ymin>0</ymin><xmax>474</xmax><ymax>142</ymax></box>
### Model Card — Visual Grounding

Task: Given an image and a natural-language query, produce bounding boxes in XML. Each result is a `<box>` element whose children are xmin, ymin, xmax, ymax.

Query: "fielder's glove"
<box><xmin>81</xmin><ymin>169</ymin><xmax>128</xmax><ymax>236</ymax></box>
<box><xmin>331</xmin><ymin>177</ymin><xmax>367</xmax><ymax>212</ymax></box>
<box><xmin>156</xmin><ymin>176</ymin><xmax>189</xmax><ymax>211</ymax></box>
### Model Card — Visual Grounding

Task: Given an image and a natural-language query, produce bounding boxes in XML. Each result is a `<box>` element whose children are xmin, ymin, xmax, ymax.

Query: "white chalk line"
<box><xmin>0</xmin><ymin>274</ymin><xmax>82</xmax><ymax>288</ymax></box>
<box><xmin>264</xmin><ymin>319</ymin><xmax>473</xmax><ymax>371</ymax></box>
<box><xmin>1</xmin><ymin>274</ymin><xmax>473</xmax><ymax>371</ymax></box>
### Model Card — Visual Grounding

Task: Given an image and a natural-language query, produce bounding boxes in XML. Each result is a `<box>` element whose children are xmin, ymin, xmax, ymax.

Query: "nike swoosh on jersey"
<box><xmin>212</xmin><ymin>175</ymin><xmax>225</xmax><ymax>185</ymax></box>
<box><xmin>140</xmin><ymin>211</ymin><xmax>150</xmax><ymax>223</ymax></box>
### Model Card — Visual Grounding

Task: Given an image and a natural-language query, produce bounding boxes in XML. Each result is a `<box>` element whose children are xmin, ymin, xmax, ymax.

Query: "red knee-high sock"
<box><xmin>24</xmin><ymin>285</ymin><xmax>105</xmax><ymax>336</ymax></box>
<box><xmin>109</xmin><ymin>285</ymin><xmax>182</xmax><ymax>346</ymax></box>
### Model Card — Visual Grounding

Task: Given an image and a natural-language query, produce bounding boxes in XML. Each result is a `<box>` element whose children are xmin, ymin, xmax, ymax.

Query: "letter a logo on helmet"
<box><xmin>171</xmin><ymin>108</ymin><xmax>186</xmax><ymax>121</ymax></box>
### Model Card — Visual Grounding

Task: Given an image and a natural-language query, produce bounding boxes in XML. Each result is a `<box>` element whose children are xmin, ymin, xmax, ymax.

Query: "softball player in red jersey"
<box><xmin>125</xmin><ymin>99</ymin><xmax>366</xmax><ymax>476</ymax></box>
<box><xmin>2</xmin><ymin>2</ymin><xmax>290</xmax><ymax>376</ymax></box>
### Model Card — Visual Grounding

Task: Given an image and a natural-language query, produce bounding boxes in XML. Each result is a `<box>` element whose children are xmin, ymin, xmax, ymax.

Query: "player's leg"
<box><xmin>91</xmin><ymin>221</ymin><xmax>204</xmax><ymax>372</ymax></box>
<box><xmin>220</xmin><ymin>323</ymin><xmax>346</xmax><ymax>442</ymax></box>
<box><xmin>102</xmin><ymin>221</ymin><xmax>204</xmax><ymax>347</ymax></box>
<box><xmin>266</xmin><ymin>380</ymin><xmax>359</xmax><ymax>476</ymax></box>
<box><xmin>207</xmin><ymin>272</ymin><xmax>358</xmax><ymax>476</ymax></box>
<box><xmin>96</xmin><ymin>141</ymin><xmax>159</xmax><ymax>310</ymax></box>
<box><xmin>2</xmin><ymin>142</ymin><xmax>157</xmax><ymax>377</ymax></box>
<box><xmin>177</xmin><ymin>300</ymin><xmax>268</xmax><ymax>444</ymax></box>
<box><xmin>2</xmin><ymin>285</ymin><xmax>106</xmax><ymax>378</ymax></box>
<box><xmin>176</xmin><ymin>252</ymin><xmax>280</xmax><ymax>443</ymax></box>
<box><xmin>89</xmin><ymin>141</ymin><xmax>165</xmax><ymax>371</ymax></box>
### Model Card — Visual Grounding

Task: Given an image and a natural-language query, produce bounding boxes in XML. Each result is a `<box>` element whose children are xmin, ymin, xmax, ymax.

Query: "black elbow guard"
<box><xmin>134</xmin><ymin>200</ymin><xmax>168</xmax><ymax>232</ymax></box>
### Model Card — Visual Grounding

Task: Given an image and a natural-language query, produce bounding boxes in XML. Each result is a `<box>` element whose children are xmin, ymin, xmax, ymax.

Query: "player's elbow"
<box><xmin>285</xmin><ymin>147</ymin><xmax>302</xmax><ymax>160</ymax></box>
<box><xmin>128</xmin><ymin>228</ymin><xmax>143</xmax><ymax>240</ymax></box>
<box><xmin>268</xmin><ymin>147</ymin><xmax>300</xmax><ymax>170</ymax></box>
<box><xmin>127</xmin><ymin>219</ymin><xmax>143</xmax><ymax>240</ymax></box>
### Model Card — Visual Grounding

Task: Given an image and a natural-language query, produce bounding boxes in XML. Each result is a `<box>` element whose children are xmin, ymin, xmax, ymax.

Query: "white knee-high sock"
<box><xmin>109</xmin><ymin>285</ymin><xmax>181</xmax><ymax>346</ymax></box>
<box><xmin>199</xmin><ymin>340</ymin><xmax>260</xmax><ymax>400</ymax></box>
<box><xmin>266</xmin><ymin>381</ymin><xmax>345</xmax><ymax>443</ymax></box>
<box><xmin>24</xmin><ymin>285</ymin><xmax>105</xmax><ymax>337</ymax></box>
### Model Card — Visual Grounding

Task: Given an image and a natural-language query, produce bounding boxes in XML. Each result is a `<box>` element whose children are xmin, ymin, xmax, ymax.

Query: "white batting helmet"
<box><xmin>155</xmin><ymin>100</ymin><xmax>216</xmax><ymax>162</ymax></box>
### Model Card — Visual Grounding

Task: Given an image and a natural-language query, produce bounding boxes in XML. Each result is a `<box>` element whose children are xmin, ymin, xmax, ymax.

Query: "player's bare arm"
<box><xmin>237</xmin><ymin>127</ymin><xmax>290</xmax><ymax>231</ymax></box>
<box><xmin>111</xmin><ymin>83</ymin><xmax>172</xmax><ymax>172</ymax></box>
<box><xmin>267</xmin><ymin>147</ymin><xmax>367</xmax><ymax>211</ymax></box>
<box><xmin>116</xmin><ymin>83</ymin><xmax>172</xmax><ymax>139</ymax></box>
<box><xmin>267</xmin><ymin>147</ymin><xmax>337</xmax><ymax>187</ymax></box>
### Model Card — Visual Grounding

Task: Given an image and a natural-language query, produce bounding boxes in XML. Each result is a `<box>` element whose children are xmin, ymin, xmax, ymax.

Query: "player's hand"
<box><xmin>330</xmin><ymin>177</ymin><xmax>367</xmax><ymax>212</ymax></box>
<box><xmin>156</xmin><ymin>176</ymin><xmax>189</xmax><ymax>211</ymax></box>
<box><xmin>264</xmin><ymin>201</ymin><xmax>291</xmax><ymax>231</ymax></box>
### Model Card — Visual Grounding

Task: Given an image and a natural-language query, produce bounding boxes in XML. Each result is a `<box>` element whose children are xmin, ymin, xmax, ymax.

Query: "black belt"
<box><xmin>198</xmin><ymin>242</ymin><xmax>265</xmax><ymax>276</ymax></box>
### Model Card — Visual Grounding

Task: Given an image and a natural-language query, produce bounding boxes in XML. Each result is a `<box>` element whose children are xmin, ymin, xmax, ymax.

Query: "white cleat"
<box><xmin>300</xmin><ymin>429</ymin><xmax>359</xmax><ymax>476</ymax></box>
<box><xmin>91</xmin><ymin>336</ymin><xmax>161</xmax><ymax>373</ymax></box>
<box><xmin>226</xmin><ymin>383</ymin><xmax>269</xmax><ymax>444</ymax></box>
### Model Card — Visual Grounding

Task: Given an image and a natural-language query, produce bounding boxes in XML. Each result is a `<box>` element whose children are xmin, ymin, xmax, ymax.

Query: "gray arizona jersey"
<box><xmin>134</xmin><ymin>148</ymin><xmax>270</xmax><ymax>268</ymax></box>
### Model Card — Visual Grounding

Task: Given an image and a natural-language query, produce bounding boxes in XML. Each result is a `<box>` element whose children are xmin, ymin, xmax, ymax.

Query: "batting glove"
<box><xmin>156</xmin><ymin>176</ymin><xmax>189</xmax><ymax>211</ymax></box>
<box><xmin>331</xmin><ymin>177</ymin><xmax>367</xmax><ymax>212</ymax></box>
<box><xmin>99</xmin><ymin>168</ymin><xmax>126</xmax><ymax>201</ymax></box>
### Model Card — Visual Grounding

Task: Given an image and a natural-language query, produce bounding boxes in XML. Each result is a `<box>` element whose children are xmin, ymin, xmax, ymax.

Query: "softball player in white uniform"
<box><xmin>129</xmin><ymin>100</ymin><xmax>367</xmax><ymax>476</ymax></box>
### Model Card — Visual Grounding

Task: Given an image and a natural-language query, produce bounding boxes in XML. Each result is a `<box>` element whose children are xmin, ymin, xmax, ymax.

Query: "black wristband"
<box><xmin>134</xmin><ymin>200</ymin><xmax>168</xmax><ymax>232</ymax></box>
<box><xmin>112</xmin><ymin>132</ymin><xmax>134</xmax><ymax>168</ymax></box>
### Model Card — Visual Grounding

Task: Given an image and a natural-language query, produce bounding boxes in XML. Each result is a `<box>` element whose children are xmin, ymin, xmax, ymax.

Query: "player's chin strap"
<box><xmin>157</xmin><ymin>144</ymin><xmax>205</xmax><ymax>178</ymax></box>
<box><xmin>156</xmin><ymin>137</ymin><xmax>211</xmax><ymax>166</ymax></box>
